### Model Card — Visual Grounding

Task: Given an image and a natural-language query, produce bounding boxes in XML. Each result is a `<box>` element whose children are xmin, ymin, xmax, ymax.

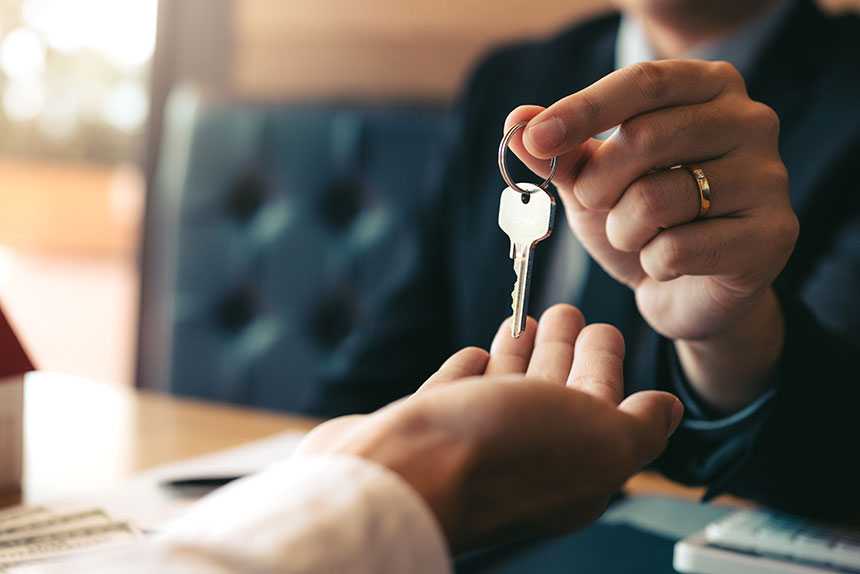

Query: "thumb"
<box><xmin>418</xmin><ymin>347</ymin><xmax>490</xmax><ymax>393</ymax></box>
<box><xmin>618</xmin><ymin>391</ymin><xmax>684</xmax><ymax>466</ymax></box>
<box><xmin>504</xmin><ymin>105</ymin><xmax>598</xmax><ymax>190</ymax></box>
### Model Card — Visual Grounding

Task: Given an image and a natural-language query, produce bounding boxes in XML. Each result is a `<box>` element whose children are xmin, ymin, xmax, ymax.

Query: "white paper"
<box><xmin>34</xmin><ymin>431</ymin><xmax>306</xmax><ymax>531</ymax></box>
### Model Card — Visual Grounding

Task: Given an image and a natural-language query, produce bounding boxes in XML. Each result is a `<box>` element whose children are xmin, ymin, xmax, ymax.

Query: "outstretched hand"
<box><xmin>298</xmin><ymin>305</ymin><xmax>683</xmax><ymax>551</ymax></box>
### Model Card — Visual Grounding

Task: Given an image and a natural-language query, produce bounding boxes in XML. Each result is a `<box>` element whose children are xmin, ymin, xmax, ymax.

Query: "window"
<box><xmin>0</xmin><ymin>0</ymin><xmax>158</xmax><ymax>386</ymax></box>
<box><xmin>0</xmin><ymin>0</ymin><xmax>157</xmax><ymax>162</ymax></box>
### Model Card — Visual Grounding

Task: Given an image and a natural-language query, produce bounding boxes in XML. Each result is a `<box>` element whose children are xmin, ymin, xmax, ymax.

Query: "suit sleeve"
<box><xmin>654</xmin><ymin>212</ymin><xmax>860</xmax><ymax>520</ymax></box>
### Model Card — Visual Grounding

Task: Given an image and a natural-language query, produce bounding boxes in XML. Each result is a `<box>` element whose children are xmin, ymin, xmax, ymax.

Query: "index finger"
<box><xmin>523</xmin><ymin>60</ymin><xmax>744</xmax><ymax>158</ymax></box>
<box><xmin>526</xmin><ymin>304</ymin><xmax>585</xmax><ymax>384</ymax></box>
<box><xmin>486</xmin><ymin>315</ymin><xmax>538</xmax><ymax>375</ymax></box>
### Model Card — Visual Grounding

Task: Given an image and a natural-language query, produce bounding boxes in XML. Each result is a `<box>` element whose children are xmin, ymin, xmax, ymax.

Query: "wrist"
<box><xmin>675</xmin><ymin>288</ymin><xmax>784</xmax><ymax>414</ymax></box>
<box><xmin>341</xmin><ymin>408</ymin><xmax>473</xmax><ymax>548</ymax></box>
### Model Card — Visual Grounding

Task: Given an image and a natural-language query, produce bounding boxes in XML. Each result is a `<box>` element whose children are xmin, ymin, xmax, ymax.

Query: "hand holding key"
<box><xmin>503</xmin><ymin>60</ymin><xmax>798</xmax><ymax>414</ymax></box>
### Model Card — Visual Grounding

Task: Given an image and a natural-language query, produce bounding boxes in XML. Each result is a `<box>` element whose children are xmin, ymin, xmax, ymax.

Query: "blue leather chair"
<box><xmin>141</xmin><ymin>90</ymin><xmax>450</xmax><ymax>412</ymax></box>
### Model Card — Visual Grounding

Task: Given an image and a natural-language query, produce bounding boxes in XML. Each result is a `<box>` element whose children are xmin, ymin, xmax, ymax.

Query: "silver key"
<box><xmin>498</xmin><ymin>182</ymin><xmax>556</xmax><ymax>338</ymax></box>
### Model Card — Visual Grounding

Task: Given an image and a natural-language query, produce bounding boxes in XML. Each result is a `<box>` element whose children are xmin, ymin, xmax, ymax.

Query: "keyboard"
<box><xmin>674</xmin><ymin>509</ymin><xmax>860</xmax><ymax>574</ymax></box>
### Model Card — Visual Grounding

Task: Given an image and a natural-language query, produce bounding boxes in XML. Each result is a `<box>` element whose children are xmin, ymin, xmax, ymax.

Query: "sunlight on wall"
<box><xmin>0</xmin><ymin>0</ymin><xmax>158</xmax><ymax>159</ymax></box>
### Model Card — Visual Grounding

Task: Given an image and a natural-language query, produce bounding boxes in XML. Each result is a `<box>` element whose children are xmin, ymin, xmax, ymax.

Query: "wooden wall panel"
<box><xmin>232</xmin><ymin>0</ymin><xmax>610</xmax><ymax>102</ymax></box>
<box><xmin>0</xmin><ymin>160</ymin><xmax>142</xmax><ymax>255</ymax></box>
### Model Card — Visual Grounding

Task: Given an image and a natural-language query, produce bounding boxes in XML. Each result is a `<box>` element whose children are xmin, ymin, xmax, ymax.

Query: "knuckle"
<box><xmin>711</xmin><ymin>60</ymin><xmax>746</xmax><ymax>90</ymax></box>
<box><xmin>605</xmin><ymin>209</ymin><xmax>631</xmax><ymax>250</ymax></box>
<box><xmin>712</xmin><ymin>60</ymin><xmax>740</xmax><ymax>80</ymax></box>
<box><xmin>629</xmin><ymin>61</ymin><xmax>669</xmax><ymax>102</ymax></box>
<box><xmin>747</xmin><ymin>102</ymin><xmax>781</xmax><ymax>138</ymax></box>
<box><xmin>572</xmin><ymin>178</ymin><xmax>602</xmax><ymax>209</ymax></box>
<box><xmin>618</xmin><ymin>119</ymin><xmax>657</xmax><ymax>155</ymax></box>
<box><xmin>761</xmin><ymin>161</ymin><xmax>789</xmax><ymax>194</ymax></box>
<box><xmin>573</xmin><ymin>178</ymin><xmax>610</xmax><ymax>209</ymax></box>
<box><xmin>631</xmin><ymin>178</ymin><xmax>670</xmax><ymax>226</ymax></box>
<box><xmin>774</xmin><ymin>212</ymin><xmax>800</xmax><ymax>252</ymax></box>
<box><xmin>578</xmin><ymin>91</ymin><xmax>603</xmax><ymax>126</ymax></box>
<box><xmin>653</xmin><ymin>234</ymin><xmax>685</xmax><ymax>278</ymax></box>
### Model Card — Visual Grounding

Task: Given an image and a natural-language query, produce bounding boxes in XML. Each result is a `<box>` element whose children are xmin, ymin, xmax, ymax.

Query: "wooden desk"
<box><xmin>0</xmin><ymin>373</ymin><xmax>710</xmax><ymax>510</ymax></box>
<box><xmin>0</xmin><ymin>374</ymin><xmax>316</xmax><ymax>508</ymax></box>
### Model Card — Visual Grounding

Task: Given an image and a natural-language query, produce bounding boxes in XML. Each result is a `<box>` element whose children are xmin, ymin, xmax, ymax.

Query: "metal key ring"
<box><xmin>498</xmin><ymin>121</ymin><xmax>558</xmax><ymax>194</ymax></box>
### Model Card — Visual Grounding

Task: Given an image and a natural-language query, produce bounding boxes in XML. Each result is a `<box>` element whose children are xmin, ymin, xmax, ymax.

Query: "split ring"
<box><xmin>498</xmin><ymin>121</ymin><xmax>558</xmax><ymax>194</ymax></box>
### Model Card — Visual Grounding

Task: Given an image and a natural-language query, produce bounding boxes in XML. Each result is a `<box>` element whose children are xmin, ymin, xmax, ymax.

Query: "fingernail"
<box><xmin>527</xmin><ymin>116</ymin><xmax>566</xmax><ymax>153</ymax></box>
<box><xmin>668</xmin><ymin>399</ymin><xmax>684</xmax><ymax>437</ymax></box>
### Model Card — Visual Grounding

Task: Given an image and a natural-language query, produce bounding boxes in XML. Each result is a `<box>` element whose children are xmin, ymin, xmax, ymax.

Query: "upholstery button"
<box><xmin>320</xmin><ymin>177</ymin><xmax>365</xmax><ymax>230</ymax></box>
<box><xmin>308</xmin><ymin>286</ymin><xmax>358</xmax><ymax>347</ymax></box>
<box><xmin>227</xmin><ymin>170</ymin><xmax>268</xmax><ymax>222</ymax></box>
<box><xmin>217</xmin><ymin>285</ymin><xmax>260</xmax><ymax>332</ymax></box>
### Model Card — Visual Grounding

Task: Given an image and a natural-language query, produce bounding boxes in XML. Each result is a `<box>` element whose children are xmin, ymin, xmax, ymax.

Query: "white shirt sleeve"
<box><xmin>26</xmin><ymin>454</ymin><xmax>452</xmax><ymax>574</ymax></box>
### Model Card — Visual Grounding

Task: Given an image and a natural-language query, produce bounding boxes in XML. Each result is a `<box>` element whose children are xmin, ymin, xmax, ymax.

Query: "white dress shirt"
<box><xmin>29</xmin><ymin>455</ymin><xmax>451</xmax><ymax>574</ymax></box>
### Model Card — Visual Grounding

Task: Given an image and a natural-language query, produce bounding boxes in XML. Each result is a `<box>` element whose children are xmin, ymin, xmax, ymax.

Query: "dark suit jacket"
<box><xmin>315</xmin><ymin>0</ymin><xmax>860</xmax><ymax>519</ymax></box>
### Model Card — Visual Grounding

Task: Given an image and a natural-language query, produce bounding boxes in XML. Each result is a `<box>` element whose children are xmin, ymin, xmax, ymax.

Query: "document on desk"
<box><xmin>0</xmin><ymin>507</ymin><xmax>138</xmax><ymax>573</ymax></box>
<box><xmin>119</xmin><ymin>429</ymin><xmax>305</xmax><ymax>528</ymax></box>
<box><xmin>0</xmin><ymin>431</ymin><xmax>305</xmax><ymax>571</ymax></box>
<box><xmin>54</xmin><ymin>430</ymin><xmax>304</xmax><ymax>531</ymax></box>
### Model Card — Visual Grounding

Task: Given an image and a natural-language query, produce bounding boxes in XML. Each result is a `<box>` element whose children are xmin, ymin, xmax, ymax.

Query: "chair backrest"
<box><xmin>138</xmin><ymin>89</ymin><xmax>451</xmax><ymax>411</ymax></box>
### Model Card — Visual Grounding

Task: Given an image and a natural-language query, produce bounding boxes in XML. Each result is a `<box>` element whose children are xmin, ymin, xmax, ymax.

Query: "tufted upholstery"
<box><xmin>146</xmin><ymin>90</ymin><xmax>451</xmax><ymax>412</ymax></box>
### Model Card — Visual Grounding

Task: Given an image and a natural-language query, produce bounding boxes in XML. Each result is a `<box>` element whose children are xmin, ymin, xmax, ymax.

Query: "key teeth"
<box><xmin>510</xmin><ymin>255</ymin><xmax>528</xmax><ymax>339</ymax></box>
<box><xmin>511</xmin><ymin>316</ymin><xmax>523</xmax><ymax>339</ymax></box>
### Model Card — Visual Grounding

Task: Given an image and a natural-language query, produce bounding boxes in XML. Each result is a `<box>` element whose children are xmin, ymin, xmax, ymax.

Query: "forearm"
<box><xmin>712</xmin><ymin>294</ymin><xmax>860</xmax><ymax>517</ymax></box>
<box><xmin>659</xmin><ymin>291</ymin><xmax>860</xmax><ymax>518</ymax></box>
<box><xmin>674</xmin><ymin>288</ymin><xmax>784</xmax><ymax>414</ymax></box>
<box><xmin>38</xmin><ymin>455</ymin><xmax>452</xmax><ymax>574</ymax></box>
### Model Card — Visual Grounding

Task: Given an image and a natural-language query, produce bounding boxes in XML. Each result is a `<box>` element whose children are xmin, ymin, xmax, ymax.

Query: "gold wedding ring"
<box><xmin>672</xmin><ymin>164</ymin><xmax>712</xmax><ymax>219</ymax></box>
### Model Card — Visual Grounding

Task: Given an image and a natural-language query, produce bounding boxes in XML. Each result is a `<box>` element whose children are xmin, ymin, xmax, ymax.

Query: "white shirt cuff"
<box><xmin>161</xmin><ymin>453</ymin><xmax>453</xmax><ymax>574</ymax></box>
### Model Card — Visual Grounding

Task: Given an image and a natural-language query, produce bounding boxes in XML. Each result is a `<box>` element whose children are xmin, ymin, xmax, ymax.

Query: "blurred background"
<box><xmin>0</xmin><ymin>0</ymin><xmax>152</xmax><ymax>385</ymax></box>
<box><xmin>0</xmin><ymin>0</ymin><xmax>857</xmax><ymax>392</ymax></box>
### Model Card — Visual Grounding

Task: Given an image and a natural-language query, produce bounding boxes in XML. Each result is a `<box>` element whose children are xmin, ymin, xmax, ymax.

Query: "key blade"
<box><xmin>498</xmin><ymin>183</ymin><xmax>555</xmax><ymax>340</ymax></box>
<box><xmin>511</xmin><ymin>251</ymin><xmax>530</xmax><ymax>338</ymax></box>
